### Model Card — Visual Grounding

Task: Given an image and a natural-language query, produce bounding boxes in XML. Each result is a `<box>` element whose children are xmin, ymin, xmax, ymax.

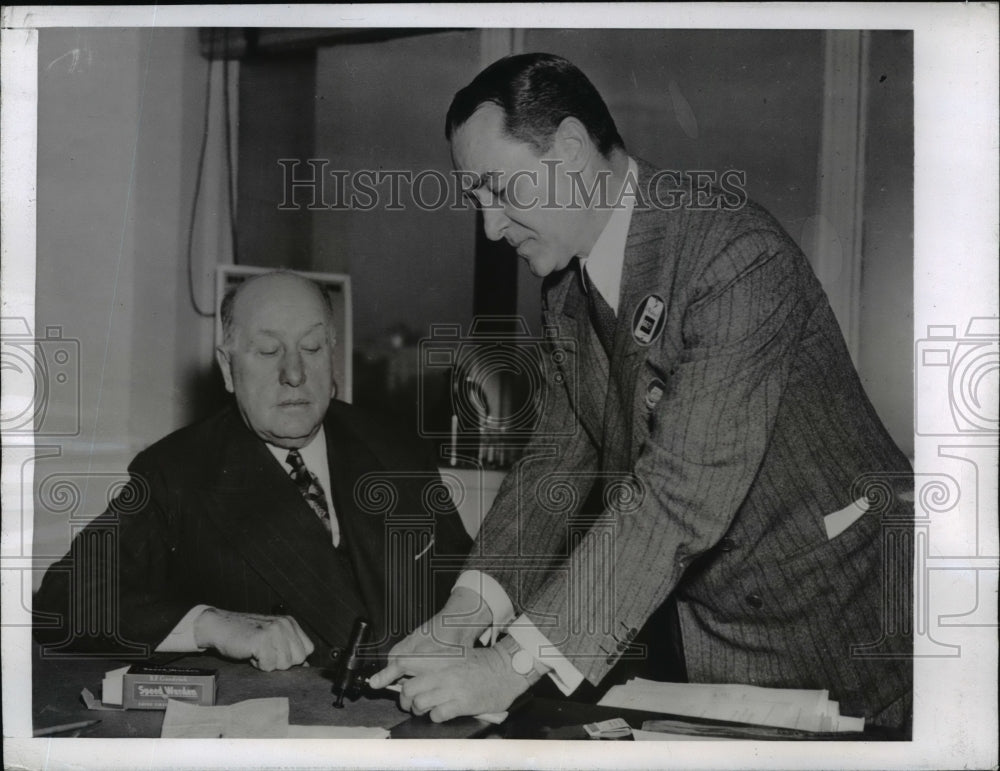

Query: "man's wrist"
<box><xmin>443</xmin><ymin>586</ymin><xmax>494</xmax><ymax>644</ymax></box>
<box><xmin>495</xmin><ymin>634</ymin><xmax>544</xmax><ymax>684</ymax></box>
<box><xmin>192</xmin><ymin>607</ymin><xmax>220</xmax><ymax>648</ymax></box>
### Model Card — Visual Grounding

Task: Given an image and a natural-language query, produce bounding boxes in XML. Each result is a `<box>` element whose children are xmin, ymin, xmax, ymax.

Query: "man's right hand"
<box><xmin>193</xmin><ymin>608</ymin><xmax>314</xmax><ymax>671</ymax></box>
<box><xmin>368</xmin><ymin>587</ymin><xmax>492</xmax><ymax>689</ymax></box>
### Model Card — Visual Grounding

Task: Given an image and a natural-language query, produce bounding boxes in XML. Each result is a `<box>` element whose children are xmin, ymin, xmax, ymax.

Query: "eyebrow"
<box><xmin>251</xmin><ymin>322</ymin><xmax>327</xmax><ymax>339</ymax></box>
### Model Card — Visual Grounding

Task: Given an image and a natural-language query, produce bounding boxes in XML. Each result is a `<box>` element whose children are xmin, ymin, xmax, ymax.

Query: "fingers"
<box><xmin>250</xmin><ymin>615</ymin><xmax>313</xmax><ymax>671</ymax></box>
<box><xmin>428</xmin><ymin>700</ymin><xmax>463</xmax><ymax>724</ymax></box>
<box><xmin>399</xmin><ymin>675</ymin><xmax>465</xmax><ymax>723</ymax></box>
<box><xmin>368</xmin><ymin>661</ymin><xmax>403</xmax><ymax>690</ymax></box>
<box><xmin>398</xmin><ymin>674</ymin><xmax>441</xmax><ymax>714</ymax></box>
<box><xmin>370</xmin><ymin>629</ymin><xmax>462</xmax><ymax>688</ymax></box>
<box><xmin>286</xmin><ymin>616</ymin><xmax>315</xmax><ymax>659</ymax></box>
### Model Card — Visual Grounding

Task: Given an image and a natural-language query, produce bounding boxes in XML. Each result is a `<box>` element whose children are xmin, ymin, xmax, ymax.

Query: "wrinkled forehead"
<box><xmin>232</xmin><ymin>277</ymin><xmax>332</xmax><ymax>338</ymax></box>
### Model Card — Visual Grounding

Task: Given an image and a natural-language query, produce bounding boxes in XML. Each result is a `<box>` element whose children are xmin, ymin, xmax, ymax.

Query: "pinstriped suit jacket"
<box><xmin>468</xmin><ymin>160</ymin><xmax>913</xmax><ymax>728</ymax></box>
<box><xmin>34</xmin><ymin>401</ymin><xmax>472</xmax><ymax>663</ymax></box>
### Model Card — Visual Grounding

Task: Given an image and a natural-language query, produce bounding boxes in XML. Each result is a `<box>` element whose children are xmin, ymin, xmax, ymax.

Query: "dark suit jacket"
<box><xmin>467</xmin><ymin>160</ymin><xmax>913</xmax><ymax>729</ymax></box>
<box><xmin>34</xmin><ymin>400</ymin><xmax>472</xmax><ymax>665</ymax></box>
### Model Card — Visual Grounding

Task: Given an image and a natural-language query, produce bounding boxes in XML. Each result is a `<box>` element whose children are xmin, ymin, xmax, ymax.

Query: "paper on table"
<box><xmin>837</xmin><ymin>713</ymin><xmax>866</xmax><ymax>732</ymax></box>
<box><xmin>599</xmin><ymin>679</ymin><xmax>863</xmax><ymax>733</ymax></box>
<box><xmin>160</xmin><ymin>697</ymin><xmax>390</xmax><ymax>739</ymax></box>
<box><xmin>80</xmin><ymin>687</ymin><xmax>124</xmax><ymax>711</ymax></box>
<box><xmin>101</xmin><ymin>665</ymin><xmax>130</xmax><ymax>706</ymax></box>
<box><xmin>631</xmin><ymin>728</ymin><xmax>715</xmax><ymax>741</ymax></box>
<box><xmin>161</xmin><ymin>697</ymin><xmax>289</xmax><ymax>738</ymax></box>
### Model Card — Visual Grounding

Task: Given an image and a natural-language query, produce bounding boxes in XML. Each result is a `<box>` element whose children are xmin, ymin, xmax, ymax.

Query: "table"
<box><xmin>32</xmin><ymin>646</ymin><xmax>493</xmax><ymax>739</ymax></box>
<box><xmin>33</xmin><ymin>646</ymin><xmax>905</xmax><ymax>740</ymax></box>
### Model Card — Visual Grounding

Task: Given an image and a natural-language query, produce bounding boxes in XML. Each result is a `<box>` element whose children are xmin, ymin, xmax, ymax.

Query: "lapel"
<box><xmin>605</xmin><ymin>160</ymin><xmax>671</xmax><ymax>468</ymax></box>
<box><xmin>544</xmin><ymin>264</ymin><xmax>608</xmax><ymax>446</ymax></box>
<box><xmin>202</xmin><ymin>411</ymin><xmax>366</xmax><ymax>648</ymax></box>
<box><xmin>321</xmin><ymin>409</ymin><xmax>390</xmax><ymax>642</ymax></box>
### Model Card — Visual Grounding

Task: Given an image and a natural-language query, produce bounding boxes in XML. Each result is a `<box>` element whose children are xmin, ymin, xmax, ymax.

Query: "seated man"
<box><xmin>34</xmin><ymin>271</ymin><xmax>472</xmax><ymax>670</ymax></box>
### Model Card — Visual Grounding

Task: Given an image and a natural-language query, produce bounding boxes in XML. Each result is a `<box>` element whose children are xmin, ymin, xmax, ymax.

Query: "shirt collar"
<box><xmin>578</xmin><ymin>156</ymin><xmax>638</xmax><ymax>316</ymax></box>
<box><xmin>267</xmin><ymin>425</ymin><xmax>329</xmax><ymax>484</ymax></box>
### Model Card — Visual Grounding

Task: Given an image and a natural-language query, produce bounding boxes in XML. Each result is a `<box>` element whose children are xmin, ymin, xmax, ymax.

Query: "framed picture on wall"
<box><xmin>214</xmin><ymin>266</ymin><xmax>353</xmax><ymax>402</ymax></box>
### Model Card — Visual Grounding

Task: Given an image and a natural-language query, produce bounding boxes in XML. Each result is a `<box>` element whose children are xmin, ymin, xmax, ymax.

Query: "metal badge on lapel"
<box><xmin>645</xmin><ymin>378</ymin><xmax>666</xmax><ymax>411</ymax></box>
<box><xmin>632</xmin><ymin>294</ymin><xmax>665</xmax><ymax>345</ymax></box>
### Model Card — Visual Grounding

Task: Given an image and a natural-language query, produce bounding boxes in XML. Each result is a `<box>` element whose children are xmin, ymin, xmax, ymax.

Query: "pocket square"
<box><xmin>823</xmin><ymin>498</ymin><xmax>870</xmax><ymax>540</ymax></box>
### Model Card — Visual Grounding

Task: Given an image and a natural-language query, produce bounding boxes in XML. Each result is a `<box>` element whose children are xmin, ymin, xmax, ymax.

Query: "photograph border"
<box><xmin>2</xmin><ymin>4</ymin><xmax>997</xmax><ymax>770</ymax></box>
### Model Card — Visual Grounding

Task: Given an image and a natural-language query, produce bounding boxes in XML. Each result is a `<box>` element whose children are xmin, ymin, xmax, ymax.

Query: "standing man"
<box><xmin>35</xmin><ymin>271</ymin><xmax>471</xmax><ymax>670</ymax></box>
<box><xmin>371</xmin><ymin>53</ymin><xmax>912</xmax><ymax>730</ymax></box>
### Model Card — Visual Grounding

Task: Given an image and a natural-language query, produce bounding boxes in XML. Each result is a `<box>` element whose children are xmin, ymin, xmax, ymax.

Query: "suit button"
<box><xmin>627</xmin><ymin>627</ymin><xmax>638</xmax><ymax>640</ymax></box>
<box><xmin>606</xmin><ymin>655</ymin><xmax>616</xmax><ymax>665</ymax></box>
<box><xmin>745</xmin><ymin>593</ymin><xmax>764</xmax><ymax>609</ymax></box>
<box><xmin>718</xmin><ymin>538</ymin><xmax>735</xmax><ymax>552</ymax></box>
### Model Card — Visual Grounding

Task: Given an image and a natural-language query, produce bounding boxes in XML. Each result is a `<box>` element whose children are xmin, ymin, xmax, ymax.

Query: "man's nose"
<box><xmin>279</xmin><ymin>350</ymin><xmax>305</xmax><ymax>386</ymax></box>
<box><xmin>481</xmin><ymin>207</ymin><xmax>510</xmax><ymax>242</ymax></box>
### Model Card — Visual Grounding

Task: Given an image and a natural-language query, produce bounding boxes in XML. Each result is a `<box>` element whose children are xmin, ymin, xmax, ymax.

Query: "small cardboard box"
<box><xmin>119</xmin><ymin>665</ymin><xmax>217</xmax><ymax>710</ymax></box>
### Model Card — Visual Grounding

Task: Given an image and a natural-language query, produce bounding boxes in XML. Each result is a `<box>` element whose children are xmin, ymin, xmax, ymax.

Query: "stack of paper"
<box><xmin>598</xmin><ymin>678</ymin><xmax>865</xmax><ymax>733</ymax></box>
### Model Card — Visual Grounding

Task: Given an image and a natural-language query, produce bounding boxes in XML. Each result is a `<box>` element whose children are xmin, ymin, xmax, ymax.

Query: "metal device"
<box><xmin>330</xmin><ymin>617</ymin><xmax>376</xmax><ymax>708</ymax></box>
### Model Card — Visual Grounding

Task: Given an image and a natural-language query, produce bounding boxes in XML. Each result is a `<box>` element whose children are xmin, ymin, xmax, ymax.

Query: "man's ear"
<box><xmin>553</xmin><ymin>116</ymin><xmax>593</xmax><ymax>170</ymax></box>
<box><xmin>215</xmin><ymin>346</ymin><xmax>235</xmax><ymax>394</ymax></box>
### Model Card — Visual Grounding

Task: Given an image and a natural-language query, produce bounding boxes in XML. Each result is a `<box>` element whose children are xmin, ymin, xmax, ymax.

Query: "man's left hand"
<box><xmin>397</xmin><ymin>646</ymin><xmax>534</xmax><ymax>723</ymax></box>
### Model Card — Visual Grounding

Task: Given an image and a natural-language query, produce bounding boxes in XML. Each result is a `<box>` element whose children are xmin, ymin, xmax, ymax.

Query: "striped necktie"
<box><xmin>286</xmin><ymin>449</ymin><xmax>339</xmax><ymax>545</ymax></box>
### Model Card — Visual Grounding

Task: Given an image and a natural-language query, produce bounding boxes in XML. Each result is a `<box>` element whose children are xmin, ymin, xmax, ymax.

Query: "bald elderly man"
<box><xmin>35</xmin><ymin>271</ymin><xmax>471</xmax><ymax>669</ymax></box>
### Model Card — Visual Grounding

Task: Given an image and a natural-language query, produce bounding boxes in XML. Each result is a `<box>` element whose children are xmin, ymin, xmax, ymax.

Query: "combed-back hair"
<box><xmin>446</xmin><ymin>53</ymin><xmax>625</xmax><ymax>157</ymax></box>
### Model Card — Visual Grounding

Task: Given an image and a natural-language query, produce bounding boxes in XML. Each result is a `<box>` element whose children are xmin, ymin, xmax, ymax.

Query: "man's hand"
<box><xmin>398</xmin><ymin>645</ymin><xmax>534</xmax><ymax>723</ymax></box>
<box><xmin>193</xmin><ymin>608</ymin><xmax>314</xmax><ymax>671</ymax></box>
<box><xmin>368</xmin><ymin>587</ymin><xmax>492</xmax><ymax>689</ymax></box>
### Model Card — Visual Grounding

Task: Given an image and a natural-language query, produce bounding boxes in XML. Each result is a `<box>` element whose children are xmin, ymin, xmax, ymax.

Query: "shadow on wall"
<box><xmin>180</xmin><ymin>364</ymin><xmax>232</xmax><ymax>425</ymax></box>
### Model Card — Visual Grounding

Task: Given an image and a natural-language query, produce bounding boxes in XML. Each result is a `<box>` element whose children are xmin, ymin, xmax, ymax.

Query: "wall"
<box><xmin>860</xmin><ymin>32</ymin><xmax>914</xmax><ymax>458</ymax></box>
<box><xmin>313</xmin><ymin>30</ymin><xmax>483</xmax><ymax>350</ymax></box>
<box><xmin>514</xmin><ymin>29</ymin><xmax>825</xmax><ymax>331</ymax></box>
<box><xmin>33</xmin><ymin>28</ymin><xmax>223</xmax><ymax>584</ymax></box>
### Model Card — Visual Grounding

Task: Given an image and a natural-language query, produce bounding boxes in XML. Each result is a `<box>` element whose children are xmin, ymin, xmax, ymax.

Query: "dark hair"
<box><xmin>445</xmin><ymin>53</ymin><xmax>625</xmax><ymax>157</ymax></box>
<box><xmin>220</xmin><ymin>270</ymin><xmax>335</xmax><ymax>347</ymax></box>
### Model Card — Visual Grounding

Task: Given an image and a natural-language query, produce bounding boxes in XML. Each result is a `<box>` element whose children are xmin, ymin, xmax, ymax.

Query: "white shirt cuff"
<box><xmin>154</xmin><ymin>604</ymin><xmax>212</xmax><ymax>653</ymax></box>
<box><xmin>453</xmin><ymin>570</ymin><xmax>515</xmax><ymax>646</ymax></box>
<box><xmin>507</xmin><ymin>614</ymin><xmax>585</xmax><ymax>695</ymax></box>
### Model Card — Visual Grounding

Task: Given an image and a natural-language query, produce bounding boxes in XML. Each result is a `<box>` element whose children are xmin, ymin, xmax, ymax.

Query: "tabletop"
<box><xmin>32</xmin><ymin>645</ymin><xmax>493</xmax><ymax>739</ymax></box>
<box><xmin>33</xmin><ymin>646</ymin><xmax>903</xmax><ymax>741</ymax></box>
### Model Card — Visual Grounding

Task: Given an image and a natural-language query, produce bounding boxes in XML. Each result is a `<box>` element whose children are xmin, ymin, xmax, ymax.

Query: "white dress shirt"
<box><xmin>155</xmin><ymin>427</ymin><xmax>337</xmax><ymax>652</ymax></box>
<box><xmin>454</xmin><ymin>158</ymin><xmax>638</xmax><ymax>694</ymax></box>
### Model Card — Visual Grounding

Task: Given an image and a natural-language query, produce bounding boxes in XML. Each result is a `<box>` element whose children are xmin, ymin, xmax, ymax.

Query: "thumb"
<box><xmin>368</xmin><ymin>661</ymin><xmax>403</xmax><ymax>690</ymax></box>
